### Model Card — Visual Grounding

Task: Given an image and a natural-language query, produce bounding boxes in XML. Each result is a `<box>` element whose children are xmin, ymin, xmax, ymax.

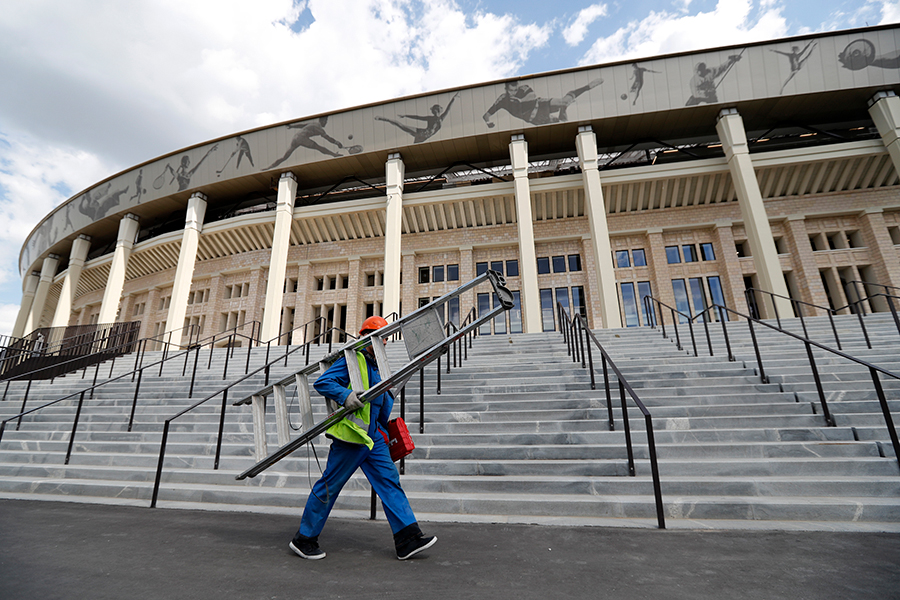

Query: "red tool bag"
<box><xmin>381</xmin><ymin>417</ymin><xmax>415</xmax><ymax>462</ymax></box>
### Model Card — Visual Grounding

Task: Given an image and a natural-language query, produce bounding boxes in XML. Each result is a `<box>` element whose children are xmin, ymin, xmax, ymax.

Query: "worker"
<box><xmin>290</xmin><ymin>315</ymin><xmax>437</xmax><ymax>560</ymax></box>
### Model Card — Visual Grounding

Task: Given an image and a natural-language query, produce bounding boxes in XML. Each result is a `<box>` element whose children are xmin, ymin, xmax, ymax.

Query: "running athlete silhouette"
<box><xmin>376</xmin><ymin>92</ymin><xmax>460</xmax><ymax>143</ymax></box>
<box><xmin>129</xmin><ymin>170</ymin><xmax>146</xmax><ymax>203</ymax></box>
<box><xmin>628</xmin><ymin>63</ymin><xmax>660</xmax><ymax>105</ymax></box>
<box><xmin>266</xmin><ymin>117</ymin><xmax>344</xmax><ymax>169</ymax></box>
<box><xmin>483</xmin><ymin>78</ymin><xmax>603</xmax><ymax>128</ymax></box>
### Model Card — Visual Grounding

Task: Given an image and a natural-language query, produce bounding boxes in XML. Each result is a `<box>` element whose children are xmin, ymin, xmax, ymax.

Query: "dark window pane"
<box><xmin>621</xmin><ymin>283</ymin><xmax>639</xmax><ymax>327</ymax></box>
<box><xmin>615</xmin><ymin>250</ymin><xmax>630</xmax><ymax>268</ymax></box>
<box><xmin>682</xmin><ymin>244</ymin><xmax>697</xmax><ymax>263</ymax></box>
<box><xmin>571</xmin><ymin>286</ymin><xmax>587</xmax><ymax>317</ymax></box>
<box><xmin>700</xmin><ymin>243</ymin><xmax>716</xmax><ymax>261</ymax></box>
<box><xmin>449</xmin><ymin>297</ymin><xmax>460</xmax><ymax>326</ymax></box>
<box><xmin>418</xmin><ymin>266</ymin><xmax>430</xmax><ymax>284</ymax></box>
<box><xmin>707</xmin><ymin>276</ymin><xmax>728</xmax><ymax>321</ymax></box>
<box><xmin>567</xmin><ymin>254</ymin><xmax>582</xmax><ymax>272</ymax></box>
<box><xmin>537</xmin><ymin>257</ymin><xmax>550</xmax><ymax>274</ymax></box>
<box><xmin>477</xmin><ymin>293</ymin><xmax>492</xmax><ymax>334</ymax></box>
<box><xmin>418</xmin><ymin>297</ymin><xmax>430</xmax><ymax>308</ymax></box>
<box><xmin>476</xmin><ymin>262</ymin><xmax>488</xmax><ymax>276</ymax></box>
<box><xmin>666</xmin><ymin>246</ymin><xmax>681</xmax><ymax>264</ymax></box>
<box><xmin>506</xmin><ymin>260</ymin><xmax>519</xmax><ymax>277</ymax></box>
<box><xmin>632</xmin><ymin>249</ymin><xmax>647</xmax><ymax>267</ymax></box>
<box><xmin>509</xmin><ymin>291</ymin><xmax>522</xmax><ymax>333</ymax></box>
<box><xmin>490</xmin><ymin>260</ymin><xmax>504</xmax><ymax>275</ymax></box>
<box><xmin>540</xmin><ymin>289</ymin><xmax>555</xmax><ymax>332</ymax></box>
<box><xmin>638</xmin><ymin>281</ymin><xmax>653</xmax><ymax>326</ymax></box>
<box><xmin>552</xmin><ymin>256</ymin><xmax>566</xmax><ymax>273</ymax></box>
<box><xmin>433</xmin><ymin>265</ymin><xmax>444</xmax><ymax>283</ymax></box>
<box><xmin>672</xmin><ymin>279</ymin><xmax>690</xmax><ymax>323</ymax></box>
<box><xmin>689</xmin><ymin>277</ymin><xmax>707</xmax><ymax>320</ymax></box>
<box><xmin>492</xmin><ymin>294</ymin><xmax>506</xmax><ymax>334</ymax></box>
<box><xmin>555</xmin><ymin>288</ymin><xmax>570</xmax><ymax>324</ymax></box>
<box><xmin>447</xmin><ymin>264</ymin><xmax>459</xmax><ymax>280</ymax></box>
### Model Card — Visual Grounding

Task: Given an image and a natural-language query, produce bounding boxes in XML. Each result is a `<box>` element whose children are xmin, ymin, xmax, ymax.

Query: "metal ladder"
<box><xmin>233</xmin><ymin>270</ymin><xmax>513</xmax><ymax>480</ymax></box>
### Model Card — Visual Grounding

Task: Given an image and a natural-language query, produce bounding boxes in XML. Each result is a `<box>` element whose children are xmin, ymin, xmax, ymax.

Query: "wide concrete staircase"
<box><xmin>0</xmin><ymin>315</ymin><xmax>898</xmax><ymax>531</ymax></box>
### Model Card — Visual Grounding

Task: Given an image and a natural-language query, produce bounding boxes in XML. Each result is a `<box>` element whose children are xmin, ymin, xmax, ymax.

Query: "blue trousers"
<box><xmin>298</xmin><ymin>432</ymin><xmax>417</xmax><ymax>537</ymax></box>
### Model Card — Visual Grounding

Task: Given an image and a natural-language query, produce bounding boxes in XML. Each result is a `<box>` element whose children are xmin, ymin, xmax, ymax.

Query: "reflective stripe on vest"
<box><xmin>325</xmin><ymin>352</ymin><xmax>375</xmax><ymax>450</ymax></box>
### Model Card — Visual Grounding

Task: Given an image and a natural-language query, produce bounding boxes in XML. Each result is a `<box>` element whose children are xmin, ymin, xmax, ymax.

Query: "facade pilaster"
<box><xmin>783</xmin><ymin>216</ymin><xmax>829</xmax><ymax>309</ymax></box>
<box><xmin>12</xmin><ymin>271</ymin><xmax>41</xmax><ymax>338</ymax></box>
<box><xmin>383</xmin><ymin>154</ymin><xmax>404</xmax><ymax>319</ymax></box>
<box><xmin>292</xmin><ymin>261</ymin><xmax>311</xmax><ymax>344</ymax></box>
<box><xmin>260</xmin><ymin>172</ymin><xmax>298</xmax><ymax>342</ymax></box>
<box><xmin>98</xmin><ymin>214</ymin><xmax>140</xmax><ymax>324</ymax></box>
<box><xmin>401</xmin><ymin>251</ymin><xmax>416</xmax><ymax>317</ymax></box>
<box><xmin>28</xmin><ymin>254</ymin><xmax>60</xmax><ymax>332</ymax></box>
<box><xmin>646</xmin><ymin>229</ymin><xmax>676</xmax><ymax>321</ymax></box>
<box><xmin>858</xmin><ymin>208</ymin><xmax>900</xmax><ymax>290</ymax></box>
<box><xmin>575</xmin><ymin>127</ymin><xmax>620</xmax><ymax>328</ymax></box>
<box><xmin>716</xmin><ymin>109</ymin><xmax>791</xmax><ymax>318</ymax></box>
<box><xmin>509</xmin><ymin>135</ymin><xmax>541</xmax><ymax>333</ymax></box>
<box><xmin>347</xmin><ymin>256</ymin><xmax>362</xmax><ymax>333</ymax></box>
<box><xmin>712</xmin><ymin>222</ymin><xmax>747</xmax><ymax>314</ymax></box>
<box><xmin>51</xmin><ymin>235</ymin><xmax>92</xmax><ymax>329</ymax></box>
<box><xmin>580</xmin><ymin>235</ymin><xmax>603</xmax><ymax>328</ymax></box>
<box><xmin>458</xmin><ymin>246</ymin><xmax>474</xmax><ymax>316</ymax></box>
<box><xmin>165</xmin><ymin>193</ymin><xmax>207</xmax><ymax>345</ymax></box>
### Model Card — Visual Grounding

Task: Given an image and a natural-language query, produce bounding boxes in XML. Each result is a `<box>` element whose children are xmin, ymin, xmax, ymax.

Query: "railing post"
<box><xmin>719</xmin><ymin>307</ymin><xmax>735</xmax><ymax>362</ymax></box>
<box><xmin>223</xmin><ymin>335</ymin><xmax>233</xmax><ymax>379</ymax></box>
<box><xmin>855</xmin><ymin>307</ymin><xmax>872</xmax><ymax>350</ymax></box>
<box><xmin>804</xmin><ymin>341</ymin><xmax>835</xmax><ymax>427</ymax></box>
<box><xmin>796</xmin><ymin>299</ymin><xmax>809</xmax><ymax>340</ymax></box>
<box><xmin>888</xmin><ymin>295</ymin><xmax>900</xmax><ymax>339</ymax></box>
<box><xmin>419</xmin><ymin>367</ymin><xmax>425</xmax><ymax>434</ymax></box>
<box><xmin>686</xmin><ymin>318</ymin><xmax>698</xmax><ymax>357</ymax></box>
<box><xmin>64</xmin><ymin>391</ymin><xmax>86</xmax><ymax>465</ymax></box>
<box><xmin>583</xmin><ymin>320</ymin><xmax>596</xmax><ymax>391</ymax></box>
<box><xmin>91</xmin><ymin>362</ymin><xmax>101</xmax><ymax>399</ymax></box>
<box><xmin>128</xmin><ymin>369</ymin><xmax>143</xmax><ymax>432</ymax></box>
<box><xmin>189</xmin><ymin>345</ymin><xmax>200</xmax><ymax>398</ymax></box>
<box><xmin>827</xmin><ymin>310</ymin><xmax>842</xmax><ymax>351</ymax></box>
<box><xmin>620</xmin><ymin>380</ymin><xmax>635</xmax><ymax>476</ymax></box>
<box><xmin>436</xmin><ymin>355</ymin><xmax>442</xmax><ymax>395</ymax></box>
<box><xmin>869</xmin><ymin>367</ymin><xmax>900</xmax><ymax>473</ymax></box>
<box><xmin>246</xmin><ymin>338</ymin><xmax>253</xmax><ymax>374</ymax></box>
<box><xmin>214</xmin><ymin>389</ymin><xmax>228</xmax><ymax>470</ymax></box>
<box><xmin>399</xmin><ymin>387</ymin><xmax>406</xmax><ymax>475</ymax></box>
<box><xmin>671</xmin><ymin>310</ymin><xmax>682</xmax><ymax>351</ymax></box>
<box><xmin>16</xmin><ymin>380</ymin><xmax>31</xmax><ymax>430</ymax></box>
<box><xmin>747</xmin><ymin>318</ymin><xmax>768</xmax><ymax>384</ymax></box>
<box><xmin>702</xmin><ymin>315</ymin><xmax>713</xmax><ymax>357</ymax></box>
<box><xmin>151</xmin><ymin>421</ymin><xmax>171</xmax><ymax>508</ymax></box>
<box><xmin>644</xmin><ymin>415</ymin><xmax>666</xmax><ymax>529</ymax></box>
<box><xmin>602</xmin><ymin>355</ymin><xmax>614</xmax><ymax>431</ymax></box>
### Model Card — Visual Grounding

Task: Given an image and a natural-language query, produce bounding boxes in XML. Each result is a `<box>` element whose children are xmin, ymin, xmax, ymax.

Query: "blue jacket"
<box><xmin>314</xmin><ymin>352</ymin><xmax>394</xmax><ymax>438</ymax></box>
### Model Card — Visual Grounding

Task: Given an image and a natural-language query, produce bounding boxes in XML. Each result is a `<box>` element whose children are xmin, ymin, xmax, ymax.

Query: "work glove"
<box><xmin>343</xmin><ymin>391</ymin><xmax>364</xmax><ymax>412</ymax></box>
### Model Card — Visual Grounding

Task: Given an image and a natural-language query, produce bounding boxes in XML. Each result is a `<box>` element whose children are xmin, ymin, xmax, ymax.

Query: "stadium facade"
<box><xmin>13</xmin><ymin>25</ymin><xmax>900</xmax><ymax>345</ymax></box>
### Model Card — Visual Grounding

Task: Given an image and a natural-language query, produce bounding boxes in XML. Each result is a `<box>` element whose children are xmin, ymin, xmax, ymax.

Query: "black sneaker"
<box><xmin>289</xmin><ymin>533</ymin><xmax>326</xmax><ymax>560</ymax></box>
<box><xmin>396</xmin><ymin>533</ymin><xmax>437</xmax><ymax>560</ymax></box>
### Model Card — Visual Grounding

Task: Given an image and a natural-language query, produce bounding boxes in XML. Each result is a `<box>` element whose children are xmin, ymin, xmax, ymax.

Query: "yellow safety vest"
<box><xmin>326</xmin><ymin>352</ymin><xmax>375</xmax><ymax>450</ymax></box>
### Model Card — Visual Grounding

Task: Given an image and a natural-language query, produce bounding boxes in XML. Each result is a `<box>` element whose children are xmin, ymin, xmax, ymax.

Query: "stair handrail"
<box><xmin>646</xmin><ymin>299</ymin><xmax>900</xmax><ymax>473</ymax></box>
<box><xmin>556</xmin><ymin>302</ymin><xmax>666</xmax><ymax>529</ymax></box>
<box><xmin>745</xmin><ymin>287</ymin><xmax>862</xmax><ymax>349</ymax></box>
<box><xmin>641</xmin><ymin>295</ymin><xmax>699</xmax><ymax>356</ymax></box>
<box><xmin>842</xmin><ymin>280</ymin><xmax>900</xmax><ymax>317</ymax></box>
<box><xmin>838</xmin><ymin>292</ymin><xmax>900</xmax><ymax>341</ymax></box>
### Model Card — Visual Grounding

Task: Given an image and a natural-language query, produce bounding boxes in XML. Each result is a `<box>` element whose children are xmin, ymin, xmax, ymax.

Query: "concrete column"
<box><xmin>575</xmin><ymin>127</ymin><xmax>620</xmax><ymax>328</ymax></box>
<box><xmin>383</xmin><ymin>153</ymin><xmax>404</xmax><ymax>319</ymax></box>
<box><xmin>509</xmin><ymin>135</ymin><xmax>541</xmax><ymax>333</ymax></box>
<box><xmin>346</xmin><ymin>256</ymin><xmax>362</xmax><ymax>333</ymax></box>
<box><xmin>401</xmin><ymin>251</ymin><xmax>416</xmax><ymax>318</ymax></box>
<box><xmin>783</xmin><ymin>216</ymin><xmax>830</xmax><ymax>310</ymax></box>
<box><xmin>869</xmin><ymin>91</ymin><xmax>900</xmax><ymax>173</ymax></box>
<box><xmin>260</xmin><ymin>173</ymin><xmax>298</xmax><ymax>342</ymax></box>
<box><xmin>291</xmin><ymin>261</ymin><xmax>311</xmax><ymax>344</ymax></box>
<box><xmin>98</xmin><ymin>214</ymin><xmax>140</xmax><ymax>324</ymax></box>
<box><xmin>716</xmin><ymin>109</ymin><xmax>791</xmax><ymax>318</ymax></box>
<box><xmin>459</xmin><ymin>246</ymin><xmax>474</xmax><ymax>316</ymax></box>
<box><xmin>12</xmin><ymin>272</ymin><xmax>41</xmax><ymax>338</ymax></box>
<box><xmin>141</xmin><ymin>288</ymin><xmax>161</xmax><ymax>339</ymax></box>
<box><xmin>858</xmin><ymin>208</ymin><xmax>900</xmax><ymax>289</ymax></box>
<box><xmin>165</xmin><ymin>193</ymin><xmax>207</xmax><ymax>345</ymax></box>
<box><xmin>580</xmin><ymin>236</ymin><xmax>603</xmax><ymax>329</ymax></box>
<box><xmin>712</xmin><ymin>222</ymin><xmax>748</xmax><ymax>314</ymax></box>
<box><xmin>645</xmin><ymin>229</ymin><xmax>677</xmax><ymax>322</ymax></box>
<box><xmin>28</xmin><ymin>254</ymin><xmax>60</xmax><ymax>332</ymax></box>
<box><xmin>51</xmin><ymin>235</ymin><xmax>92</xmax><ymax>329</ymax></box>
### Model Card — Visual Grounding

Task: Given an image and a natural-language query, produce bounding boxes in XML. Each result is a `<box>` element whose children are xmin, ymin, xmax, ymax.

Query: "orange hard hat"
<box><xmin>359</xmin><ymin>315</ymin><xmax>388</xmax><ymax>335</ymax></box>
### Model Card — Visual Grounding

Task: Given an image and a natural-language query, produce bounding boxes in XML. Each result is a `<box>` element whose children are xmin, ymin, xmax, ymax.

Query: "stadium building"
<box><xmin>13</xmin><ymin>25</ymin><xmax>900</xmax><ymax>344</ymax></box>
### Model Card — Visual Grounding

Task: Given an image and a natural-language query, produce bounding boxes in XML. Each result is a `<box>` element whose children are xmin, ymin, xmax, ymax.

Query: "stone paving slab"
<box><xmin>1</xmin><ymin>499</ymin><xmax>898</xmax><ymax>600</ymax></box>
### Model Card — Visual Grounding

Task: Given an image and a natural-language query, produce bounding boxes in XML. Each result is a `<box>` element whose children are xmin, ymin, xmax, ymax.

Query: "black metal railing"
<box><xmin>843</xmin><ymin>280</ymin><xmax>900</xmax><ymax>317</ymax></box>
<box><xmin>148</xmin><ymin>325</ymin><xmax>358</xmax><ymax>507</ymax></box>
<box><xmin>745</xmin><ymin>288</ymin><xmax>864</xmax><ymax>350</ymax></box>
<box><xmin>643</xmin><ymin>296</ymin><xmax>900</xmax><ymax>473</ymax></box>
<box><xmin>556</xmin><ymin>303</ymin><xmax>666</xmax><ymax>529</ymax></box>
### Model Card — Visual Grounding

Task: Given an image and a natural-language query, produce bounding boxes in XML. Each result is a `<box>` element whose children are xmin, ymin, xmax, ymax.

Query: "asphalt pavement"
<box><xmin>1</xmin><ymin>499</ymin><xmax>898</xmax><ymax>600</ymax></box>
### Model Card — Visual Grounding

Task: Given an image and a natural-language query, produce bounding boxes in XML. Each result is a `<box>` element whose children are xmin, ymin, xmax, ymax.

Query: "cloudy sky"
<box><xmin>0</xmin><ymin>0</ymin><xmax>897</xmax><ymax>336</ymax></box>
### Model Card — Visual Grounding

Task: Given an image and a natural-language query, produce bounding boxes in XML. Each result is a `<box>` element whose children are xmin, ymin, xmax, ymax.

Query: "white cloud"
<box><xmin>578</xmin><ymin>0</ymin><xmax>788</xmax><ymax>65</ymax></box>
<box><xmin>563</xmin><ymin>3</ymin><xmax>608</xmax><ymax>46</ymax></box>
<box><xmin>0</xmin><ymin>0</ymin><xmax>550</xmax><ymax>312</ymax></box>
<box><xmin>880</xmin><ymin>0</ymin><xmax>900</xmax><ymax>23</ymax></box>
<box><xmin>0</xmin><ymin>303</ymin><xmax>20</xmax><ymax>338</ymax></box>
